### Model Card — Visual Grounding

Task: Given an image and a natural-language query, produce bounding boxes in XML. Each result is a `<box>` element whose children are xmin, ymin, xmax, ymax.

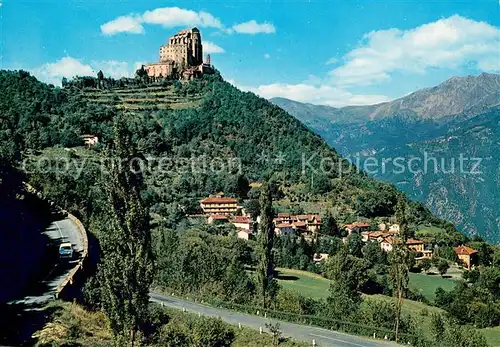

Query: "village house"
<box><xmin>272</xmin><ymin>213</ymin><xmax>322</xmax><ymax>235</ymax></box>
<box><xmin>313</xmin><ymin>253</ymin><xmax>329</xmax><ymax>263</ymax></box>
<box><xmin>274</xmin><ymin>223</ymin><xmax>295</xmax><ymax>236</ymax></box>
<box><xmin>406</xmin><ymin>239</ymin><xmax>425</xmax><ymax>253</ymax></box>
<box><xmin>378</xmin><ymin>223</ymin><xmax>401</xmax><ymax>233</ymax></box>
<box><xmin>361</xmin><ymin>230</ymin><xmax>398</xmax><ymax>243</ymax></box>
<box><xmin>380</xmin><ymin>236</ymin><xmax>397</xmax><ymax>252</ymax></box>
<box><xmin>295</xmin><ymin>214</ymin><xmax>322</xmax><ymax>233</ymax></box>
<box><xmin>200</xmin><ymin>194</ymin><xmax>239</xmax><ymax>215</ymax></box>
<box><xmin>455</xmin><ymin>245</ymin><xmax>478</xmax><ymax>270</ymax></box>
<box><xmin>232</xmin><ymin>216</ymin><xmax>252</xmax><ymax>230</ymax></box>
<box><xmin>344</xmin><ymin>222</ymin><xmax>371</xmax><ymax>235</ymax></box>
<box><xmin>81</xmin><ymin>134</ymin><xmax>99</xmax><ymax>147</ymax></box>
<box><xmin>378</xmin><ymin>236</ymin><xmax>428</xmax><ymax>254</ymax></box>
<box><xmin>207</xmin><ymin>214</ymin><xmax>229</xmax><ymax>224</ymax></box>
<box><xmin>237</xmin><ymin>229</ymin><xmax>254</xmax><ymax>241</ymax></box>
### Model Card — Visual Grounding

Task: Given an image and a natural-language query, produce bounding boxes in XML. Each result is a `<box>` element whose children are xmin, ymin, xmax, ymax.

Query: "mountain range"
<box><xmin>272</xmin><ymin>73</ymin><xmax>500</xmax><ymax>244</ymax></box>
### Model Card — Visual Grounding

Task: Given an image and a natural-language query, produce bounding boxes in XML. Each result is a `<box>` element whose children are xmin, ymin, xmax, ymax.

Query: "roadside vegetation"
<box><xmin>33</xmin><ymin>301</ymin><xmax>307</xmax><ymax>347</ymax></box>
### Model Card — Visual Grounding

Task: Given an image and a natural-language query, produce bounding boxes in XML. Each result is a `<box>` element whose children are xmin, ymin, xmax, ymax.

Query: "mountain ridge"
<box><xmin>272</xmin><ymin>73</ymin><xmax>500</xmax><ymax>243</ymax></box>
<box><xmin>272</xmin><ymin>72</ymin><xmax>500</xmax><ymax>124</ymax></box>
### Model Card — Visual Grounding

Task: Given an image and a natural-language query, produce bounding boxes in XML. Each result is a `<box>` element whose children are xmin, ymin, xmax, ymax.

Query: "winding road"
<box><xmin>10</xmin><ymin>212</ymin><xmax>399</xmax><ymax>346</ymax></box>
<box><xmin>150</xmin><ymin>293</ymin><xmax>400</xmax><ymax>347</ymax></box>
<box><xmin>9</xmin><ymin>216</ymin><xmax>84</xmax><ymax>307</ymax></box>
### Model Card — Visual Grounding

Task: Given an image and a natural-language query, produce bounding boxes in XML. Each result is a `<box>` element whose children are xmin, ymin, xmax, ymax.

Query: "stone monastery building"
<box><xmin>144</xmin><ymin>27</ymin><xmax>214</xmax><ymax>80</ymax></box>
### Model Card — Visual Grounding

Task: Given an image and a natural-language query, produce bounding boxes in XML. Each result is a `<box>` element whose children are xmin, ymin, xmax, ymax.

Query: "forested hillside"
<box><xmin>0</xmin><ymin>69</ymin><xmax>452</xmax><ymax>234</ymax></box>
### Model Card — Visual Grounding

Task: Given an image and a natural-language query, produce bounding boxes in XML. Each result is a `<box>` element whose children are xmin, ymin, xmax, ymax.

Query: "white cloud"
<box><xmin>264</xmin><ymin>53</ymin><xmax>271</xmax><ymax>59</ymax></box>
<box><xmin>330</xmin><ymin>15</ymin><xmax>500</xmax><ymax>86</ymax></box>
<box><xmin>142</xmin><ymin>7</ymin><xmax>223</xmax><ymax>28</ymax></box>
<box><xmin>91</xmin><ymin>60</ymin><xmax>145</xmax><ymax>78</ymax></box>
<box><xmin>101</xmin><ymin>8</ymin><xmax>276</xmax><ymax>36</ymax></box>
<box><xmin>31</xmin><ymin>57</ymin><xmax>141</xmax><ymax>86</ymax></box>
<box><xmin>228</xmin><ymin>15</ymin><xmax>499</xmax><ymax>107</ymax></box>
<box><xmin>101</xmin><ymin>15</ymin><xmax>144</xmax><ymax>36</ymax></box>
<box><xmin>101</xmin><ymin>7</ymin><xmax>224</xmax><ymax>35</ymax></box>
<box><xmin>32</xmin><ymin>57</ymin><xmax>95</xmax><ymax>85</ymax></box>
<box><xmin>232</xmin><ymin>20</ymin><xmax>276</xmax><ymax>34</ymax></box>
<box><xmin>203</xmin><ymin>41</ymin><xmax>225</xmax><ymax>54</ymax></box>
<box><xmin>234</xmin><ymin>81</ymin><xmax>390</xmax><ymax>107</ymax></box>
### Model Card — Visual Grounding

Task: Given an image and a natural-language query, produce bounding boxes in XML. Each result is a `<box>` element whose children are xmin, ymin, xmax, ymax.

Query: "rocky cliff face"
<box><xmin>272</xmin><ymin>73</ymin><xmax>500</xmax><ymax>243</ymax></box>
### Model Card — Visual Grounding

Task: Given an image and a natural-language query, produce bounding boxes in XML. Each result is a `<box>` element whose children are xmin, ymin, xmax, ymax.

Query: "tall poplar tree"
<box><xmin>391</xmin><ymin>192</ymin><xmax>410</xmax><ymax>343</ymax></box>
<box><xmin>389</xmin><ymin>245</ymin><xmax>409</xmax><ymax>343</ymax></box>
<box><xmin>256</xmin><ymin>184</ymin><xmax>277</xmax><ymax>308</ymax></box>
<box><xmin>96</xmin><ymin>117</ymin><xmax>155</xmax><ymax>347</ymax></box>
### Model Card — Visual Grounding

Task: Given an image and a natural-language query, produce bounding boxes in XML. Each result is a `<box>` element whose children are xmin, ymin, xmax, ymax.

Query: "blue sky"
<box><xmin>1</xmin><ymin>0</ymin><xmax>499</xmax><ymax>106</ymax></box>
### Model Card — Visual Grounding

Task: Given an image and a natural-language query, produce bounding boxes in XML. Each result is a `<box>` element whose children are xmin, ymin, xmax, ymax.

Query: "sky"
<box><xmin>1</xmin><ymin>0</ymin><xmax>499</xmax><ymax>106</ymax></box>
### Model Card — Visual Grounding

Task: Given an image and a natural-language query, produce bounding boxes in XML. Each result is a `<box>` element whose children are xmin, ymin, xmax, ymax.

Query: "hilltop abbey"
<box><xmin>144</xmin><ymin>28</ymin><xmax>214</xmax><ymax>80</ymax></box>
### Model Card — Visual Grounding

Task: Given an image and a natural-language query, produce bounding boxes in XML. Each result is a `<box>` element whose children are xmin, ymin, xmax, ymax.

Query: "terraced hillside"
<box><xmin>80</xmin><ymin>84</ymin><xmax>204</xmax><ymax>111</ymax></box>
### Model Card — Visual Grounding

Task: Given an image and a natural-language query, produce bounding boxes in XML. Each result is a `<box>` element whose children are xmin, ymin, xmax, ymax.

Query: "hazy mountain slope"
<box><xmin>273</xmin><ymin>74</ymin><xmax>500</xmax><ymax>243</ymax></box>
<box><xmin>364</xmin><ymin>109</ymin><xmax>500</xmax><ymax>243</ymax></box>
<box><xmin>273</xmin><ymin>73</ymin><xmax>500</xmax><ymax>124</ymax></box>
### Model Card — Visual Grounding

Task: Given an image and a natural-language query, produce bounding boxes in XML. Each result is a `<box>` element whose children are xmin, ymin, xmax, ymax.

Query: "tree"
<box><xmin>97</xmin><ymin>70</ymin><xmax>104</xmax><ymax>89</ymax></box>
<box><xmin>135</xmin><ymin>65</ymin><xmax>148</xmax><ymax>83</ymax></box>
<box><xmin>243</xmin><ymin>199</ymin><xmax>260</xmax><ymax>221</ymax></box>
<box><xmin>362</xmin><ymin>240</ymin><xmax>386</xmax><ymax>266</ymax></box>
<box><xmin>255</xmin><ymin>184</ymin><xmax>277</xmax><ymax>308</ymax></box>
<box><xmin>388</xmin><ymin>245</ymin><xmax>409</xmax><ymax>344</ymax></box>
<box><xmin>346</xmin><ymin>233</ymin><xmax>364</xmax><ymax>257</ymax></box>
<box><xmin>421</xmin><ymin>258</ymin><xmax>433</xmax><ymax>273</ymax></box>
<box><xmin>430</xmin><ymin>313</ymin><xmax>445</xmax><ymax>343</ymax></box>
<box><xmin>394</xmin><ymin>193</ymin><xmax>409</xmax><ymax>242</ymax></box>
<box><xmin>325</xmin><ymin>249</ymin><xmax>365</xmax><ymax>319</ymax></box>
<box><xmin>322</xmin><ymin>212</ymin><xmax>339</xmax><ymax>236</ymax></box>
<box><xmin>236</xmin><ymin>174</ymin><xmax>250</xmax><ymax>199</ymax></box>
<box><xmin>94</xmin><ymin>117</ymin><xmax>155</xmax><ymax>346</ymax></box>
<box><xmin>437</xmin><ymin>260</ymin><xmax>450</xmax><ymax>277</ymax></box>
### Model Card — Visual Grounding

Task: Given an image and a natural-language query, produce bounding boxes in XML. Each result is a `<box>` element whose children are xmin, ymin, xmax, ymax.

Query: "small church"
<box><xmin>144</xmin><ymin>27</ymin><xmax>214</xmax><ymax>80</ymax></box>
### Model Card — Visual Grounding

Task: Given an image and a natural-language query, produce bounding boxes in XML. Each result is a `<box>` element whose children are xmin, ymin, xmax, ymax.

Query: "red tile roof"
<box><xmin>233</xmin><ymin>216</ymin><xmax>250</xmax><ymax>224</ymax></box>
<box><xmin>382</xmin><ymin>236</ymin><xmax>399</xmax><ymax>245</ymax></box>
<box><xmin>276</xmin><ymin>223</ymin><xmax>293</xmax><ymax>228</ymax></box>
<box><xmin>406</xmin><ymin>239</ymin><xmax>424</xmax><ymax>245</ymax></box>
<box><xmin>345</xmin><ymin>223</ymin><xmax>370</xmax><ymax>229</ymax></box>
<box><xmin>201</xmin><ymin>197</ymin><xmax>238</xmax><ymax>204</ymax></box>
<box><xmin>455</xmin><ymin>246</ymin><xmax>478</xmax><ymax>256</ymax></box>
<box><xmin>211</xmin><ymin>215</ymin><xmax>229</xmax><ymax>220</ymax></box>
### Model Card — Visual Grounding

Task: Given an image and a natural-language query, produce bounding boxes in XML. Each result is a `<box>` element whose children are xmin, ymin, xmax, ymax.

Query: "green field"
<box><xmin>480</xmin><ymin>326</ymin><xmax>500</xmax><ymax>347</ymax></box>
<box><xmin>417</xmin><ymin>225</ymin><xmax>446</xmax><ymax>235</ymax></box>
<box><xmin>277</xmin><ymin>268</ymin><xmax>331</xmax><ymax>299</ymax></box>
<box><xmin>278</xmin><ymin>267</ymin><xmax>458</xmax><ymax>302</ymax></box>
<box><xmin>276</xmin><ymin>268</ymin><xmax>500</xmax><ymax>346</ymax></box>
<box><xmin>408</xmin><ymin>272</ymin><xmax>457</xmax><ymax>301</ymax></box>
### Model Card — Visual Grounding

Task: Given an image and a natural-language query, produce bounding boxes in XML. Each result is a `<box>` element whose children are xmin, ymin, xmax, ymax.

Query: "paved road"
<box><xmin>9</xmin><ymin>216</ymin><xmax>84</xmax><ymax>307</ymax></box>
<box><xmin>150</xmin><ymin>293</ymin><xmax>400</xmax><ymax>347</ymax></box>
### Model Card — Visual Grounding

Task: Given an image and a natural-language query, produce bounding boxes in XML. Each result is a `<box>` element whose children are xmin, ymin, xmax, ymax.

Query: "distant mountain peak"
<box><xmin>274</xmin><ymin>73</ymin><xmax>500</xmax><ymax>123</ymax></box>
